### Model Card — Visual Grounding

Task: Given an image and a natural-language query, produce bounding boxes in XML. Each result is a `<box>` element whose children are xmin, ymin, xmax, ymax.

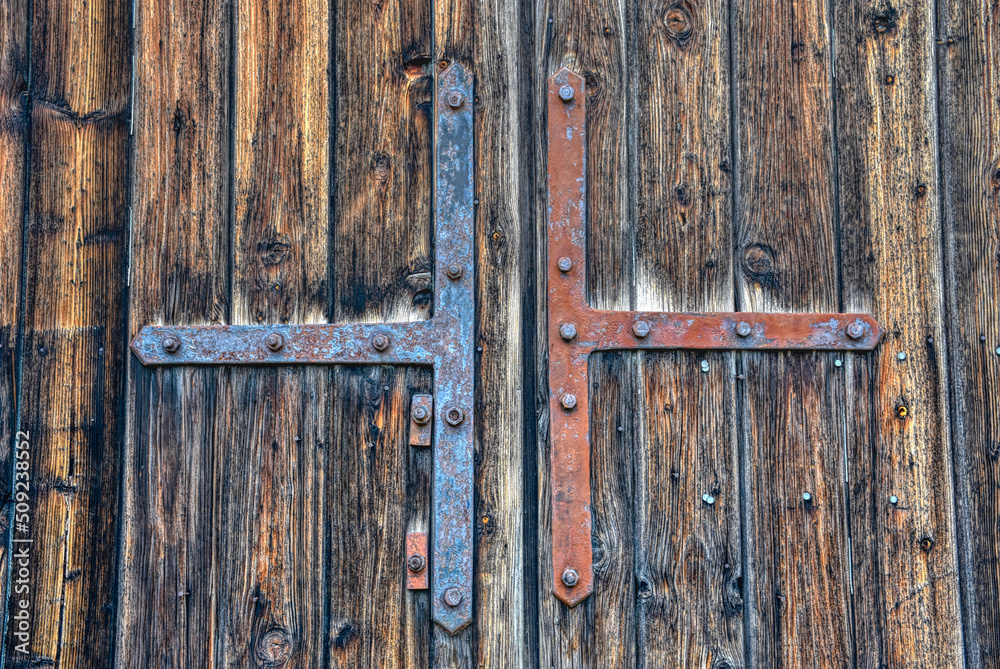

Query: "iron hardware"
<box><xmin>406</xmin><ymin>532</ymin><xmax>429</xmax><ymax>590</ymax></box>
<box><xmin>546</xmin><ymin>67</ymin><xmax>884</xmax><ymax>607</ymax></box>
<box><xmin>131</xmin><ymin>63</ymin><xmax>475</xmax><ymax>634</ymax></box>
<box><xmin>409</xmin><ymin>394</ymin><xmax>433</xmax><ymax>447</ymax></box>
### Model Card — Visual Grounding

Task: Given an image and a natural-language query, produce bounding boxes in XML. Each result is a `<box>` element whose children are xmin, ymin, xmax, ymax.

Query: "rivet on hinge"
<box><xmin>409</xmin><ymin>394</ymin><xmax>433</xmax><ymax>447</ymax></box>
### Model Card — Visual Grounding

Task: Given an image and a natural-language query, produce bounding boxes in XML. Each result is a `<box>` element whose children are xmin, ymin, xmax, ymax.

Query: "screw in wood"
<box><xmin>446</xmin><ymin>264</ymin><xmax>464</xmax><ymax>280</ymax></box>
<box><xmin>413</xmin><ymin>405</ymin><xmax>431</xmax><ymax>425</ymax></box>
<box><xmin>736</xmin><ymin>321</ymin><xmax>752</xmax><ymax>337</ymax></box>
<box><xmin>561</xmin><ymin>568</ymin><xmax>579</xmax><ymax>587</ymax></box>
<box><xmin>632</xmin><ymin>321</ymin><xmax>650</xmax><ymax>339</ymax></box>
<box><xmin>834</xmin><ymin>359</ymin><xmax>843</xmax><ymax>367</ymax></box>
<box><xmin>447</xmin><ymin>91</ymin><xmax>464</xmax><ymax>109</ymax></box>
<box><xmin>802</xmin><ymin>492</ymin><xmax>812</xmax><ymax>502</ymax></box>
<box><xmin>407</xmin><ymin>554</ymin><xmax>426</xmax><ymax>573</ymax></box>
<box><xmin>559</xmin><ymin>323</ymin><xmax>577</xmax><ymax>341</ymax></box>
<box><xmin>560</xmin><ymin>393</ymin><xmax>577</xmax><ymax>410</ymax></box>
<box><xmin>890</xmin><ymin>496</ymin><xmax>899</xmax><ymax>505</ymax></box>
<box><xmin>557</xmin><ymin>257</ymin><xmax>573</xmax><ymax>272</ymax></box>
<box><xmin>443</xmin><ymin>587</ymin><xmax>463</xmax><ymax>607</ymax></box>
<box><xmin>846</xmin><ymin>322</ymin><xmax>865</xmax><ymax>339</ymax></box>
<box><xmin>897</xmin><ymin>352</ymin><xmax>907</xmax><ymax>361</ymax></box>
<box><xmin>445</xmin><ymin>406</ymin><xmax>465</xmax><ymax>426</ymax></box>
<box><xmin>265</xmin><ymin>333</ymin><xmax>284</xmax><ymax>352</ymax></box>
<box><xmin>162</xmin><ymin>336</ymin><xmax>181</xmax><ymax>354</ymax></box>
<box><xmin>371</xmin><ymin>333</ymin><xmax>391</xmax><ymax>352</ymax></box>
<box><xmin>558</xmin><ymin>84</ymin><xmax>575</xmax><ymax>102</ymax></box>
<box><xmin>700</xmin><ymin>360</ymin><xmax>710</xmax><ymax>373</ymax></box>
<box><xmin>702</xmin><ymin>494</ymin><xmax>715</xmax><ymax>505</ymax></box>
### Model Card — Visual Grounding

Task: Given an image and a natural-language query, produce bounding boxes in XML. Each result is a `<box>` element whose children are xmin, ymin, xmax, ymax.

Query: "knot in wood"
<box><xmin>255</xmin><ymin>629</ymin><xmax>292</xmax><ymax>667</ymax></box>
<box><xmin>663</xmin><ymin>2</ymin><xmax>694</xmax><ymax>45</ymax></box>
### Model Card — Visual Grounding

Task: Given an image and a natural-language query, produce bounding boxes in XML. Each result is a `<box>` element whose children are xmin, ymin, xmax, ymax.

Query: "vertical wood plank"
<box><xmin>536</xmin><ymin>0</ymin><xmax>633</xmax><ymax>665</ymax></box>
<box><xmin>631</xmin><ymin>0</ymin><xmax>742</xmax><ymax>665</ymax></box>
<box><xmin>436</xmin><ymin>0</ymin><xmax>532</xmax><ymax>665</ymax></box>
<box><xmin>938</xmin><ymin>0</ymin><xmax>1000</xmax><ymax>665</ymax></box>
<box><xmin>733</xmin><ymin>0</ymin><xmax>853</xmax><ymax>665</ymax></box>
<box><xmin>118</xmin><ymin>0</ymin><xmax>230</xmax><ymax>663</ymax></box>
<box><xmin>835</xmin><ymin>0</ymin><xmax>963</xmax><ymax>665</ymax></box>
<box><xmin>330</xmin><ymin>0</ymin><xmax>433</xmax><ymax>663</ymax></box>
<box><xmin>10</xmin><ymin>0</ymin><xmax>130</xmax><ymax>664</ymax></box>
<box><xmin>220</xmin><ymin>0</ymin><xmax>331</xmax><ymax>664</ymax></box>
<box><xmin>0</xmin><ymin>0</ymin><xmax>27</xmax><ymax>649</ymax></box>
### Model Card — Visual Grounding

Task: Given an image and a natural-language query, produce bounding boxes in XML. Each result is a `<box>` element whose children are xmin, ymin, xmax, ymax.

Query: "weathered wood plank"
<box><xmin>435</xmin><ymin>0</ymin><xmax>531</xmax><ymax>665</ymax></box>
<box><xmin>330</xmin><ymin>0</ymin><xmax>433</xmax><ymax>663</ymax></box>
<box><xmin>0</xmin><ymin>0</ymin><xmax>27</xmax><ymax>652</ymax></box>
<box><xmin>118</xmin><ymin>0</ymin><xmax>230</xmax><ymax>662</ymax></box>
<box><xmin>536</xmin><ymin>0</ymin><xmax>632</xmax><ymax>665</ymax></box>
<box><xmin>733</xmin><ymin>0</ymin><xmax>853</xmax><ymax>665</ymax></box>
<box><xmin>630</xmin><ymin>0</ymin><xmax>741</xmax><ymax>665</ymax></box>
<box><xmin>938</xmin><ymin>1</ymin><xmax>1000</xmax><ymax>665</ymax></box>
<box><xmin>8</xmin><ymin>0</ymin><xmax>129</xmax><ymax>664</ymax></box>
<box><xmin>220</xmin><ymin>0</ymin><xmax>331</xmax><ymax>664</ymax></box>
<box><xmin>835</xmin><ymin>0</ymin><xmax>963</xmax><ymax>665</ymax></box>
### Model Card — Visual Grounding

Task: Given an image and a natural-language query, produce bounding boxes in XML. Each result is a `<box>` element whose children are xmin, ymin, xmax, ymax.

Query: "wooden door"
<box><xmin>1</xmin><ymin>0</ymin><xmax>998</xmax><ymax>666</ymax></box>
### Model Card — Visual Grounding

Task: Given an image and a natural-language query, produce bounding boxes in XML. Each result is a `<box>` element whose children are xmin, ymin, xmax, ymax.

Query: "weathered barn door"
<box><xmin>3</xmin><ymin>0</ymin><xmax>1000</xmax><ymax>665</ymax></box>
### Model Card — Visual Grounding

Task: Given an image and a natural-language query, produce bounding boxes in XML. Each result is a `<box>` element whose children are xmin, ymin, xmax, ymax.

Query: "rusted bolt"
<box><xmin>632</xmin><ymin>321</ymin><xmax>650</xmax><ymax>339</ymax></box>
<box><xmin>558</xmin><ymin>84</ymin><xmax>575</xmax><ymax>102</ymax></box>
<box><xmin>371</xmin><ymin>333</ymin><xmax>391</xmax><ymax>352</ymax></box>
<box><xmin>561</xmin><ymin>568</ymin><xmax>579</xmax><ymax>587</ymax></box>
<box><xmin>447</xmin><ymin>91</ymin><xmax>464</xmax><ymax>109</ymax></box>
<box><xmin>736</xmin><ymin>321</ymin><xmax>752</xmax><ymax>337</ymax></box>
<box><xmin>443</xmin><ymin>587</ymin><xmax>463</xmax><ymax>607</ymax></box>
<box><xmin>413</xmin><ymin>405</ymin><xmax>430</xmax><ymax>425</ymax></box>
<box><xmin>560</xmin><ymin>393</ymin><xmax>577</xmax><ymax>410</ymax></box>
<box><xmin>445</xmin><ymin>406</ymin><xmax>465</xmax><ymax>426</ymax></box>
<box><xmin>446</xmin><ymin>264</ymin><xmax>464</xmax><ymax>280</ymax></box>
<box><xmin>559</xmin><ymin>323</ymin><xmax>577</xmax><ymax>341</ymax></box>
<box><xmin>557</xmin><ymin>257</ymin><xmax>573</xmax><ymax>272</ymax></box>
<box><xmin>407</xmin><ymin>553</ymin><xmax>426</xmax><ymax>573</ymax></box>
<box><xmin>162</xmin><ymin>336</ymin><xmax>181</xmax><ymax>354</ymax></box>
<box><xmin>846</xmin><ymin>322</ymin><xmax>865</xmax><ymax>340</ymax></box>
<box><xmin>265</xmin><ymin>333</ymin><xmax>284</xmax><ymax>352</ymax></box>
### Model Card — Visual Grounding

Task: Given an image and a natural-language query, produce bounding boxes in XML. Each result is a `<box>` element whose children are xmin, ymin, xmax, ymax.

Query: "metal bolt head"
<box><xmin>447</xmin><ymin>91</ymin><xmax>464</xmax><ymax>109</ymax></box>
<box><xmin>702</xmin><ymin>494</ymin><xmax>715</xmax><ymax>505</ymax></box>
<box><xmin>413</xmin><ymin>405</ymin><xmax>430</xmax><ymax>425</ymax></box>
<box><xmin>802</xmin><ymin>492</ymin><xmax>812</xmax><ymax>502</ymax></box>
<box><xmin>559</xmin><ymin>323</ymin><xmax>577</xmax><ymax>341</ymax></box>
<box><xmin>897</xmin><ymin>351</ymin><xmax>907</xmax><ymax>361</ymax></box>
<box><xmin>557</xmin><ymin>257</ymin><xmax>573</xmax><ymax>272</ymax></box>
<box><xmin>407</xmin><ymin>553</ymin><xmax>426</xmax><ymax>573</ymax></box>
<box><xmin>890</xmin><ymin>495</ymin><xmax>899</xmax><ymax>505</ymax></box>
<box><xmin>834</xmin><ymin>359</ymin><xmax>843</xmax><ymax>368</ymax></box>
<box><xmin>446</xmin><ymin>264</ymin><xmax>464</xmax><ymax>280</ymax></box>
<box><xmin>265</xmin><ymin>333</ymin><xmax>284</xmax><ymax>352</ymax></box>
<box><xmin>632</xmin><ymin>321</ymin><xmax>650</xmax><ymax>339</ymax></box>
<box><xmin>445</xmin><ymin>406</ymin><xmax>465</xmax><ymax>426</ymax></box>
<box><xmin>560</xmin><ymin>393</ymin><xmax>577</xmax><ymax>411</ymax></box>
<box><xmin>558</xmin><ymin>84</ymin><xmax>575</xmax><ymax>102</ymax></box>
<box><xmin>846</xmin><ymin>322</ymin><xmax>865</xmax><ymax>340</ymax></box>
<box><xmin>700</xmin><ymin>360</ymin><xmax>710</xmax><ymax>373</ymax></box>
<box><xmin>443</xmin><ymin>587</ymin><xmax>463</xmax><ymax>607</ymax></box>
<box><xmin>561</xmin><ymin>568</ymin><xmax>579</xmax><ymax>587</ymax></box>
<box><xmin>736</xmin><ymin>321</ymin><xmax>752</xmax><ymax>337</ymax></box>
<box><xmin>371</xmin><ymin>333</ymin><xmax>391</xmax><ymax>352</ymax></box>
<box><xmin>162</xmin><ymin>336</ymin><xmax>181</xmax><ymax>354</ymax></box>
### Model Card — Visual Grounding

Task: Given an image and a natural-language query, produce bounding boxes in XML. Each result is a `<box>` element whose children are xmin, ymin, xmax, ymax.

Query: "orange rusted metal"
<box><xmin>406</xmin><ymin>532</ymin><xmax>429</xmax><ymax>590</ymax></box>
<box><xmin>546</xmin><ymin>67</ymin><xmax>883</xmax><ymax>607</ymax></box>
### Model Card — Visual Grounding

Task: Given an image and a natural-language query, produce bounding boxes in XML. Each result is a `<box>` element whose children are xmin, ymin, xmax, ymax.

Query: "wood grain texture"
<box><xmin>631</xmin><ymin>0</ymin><xmax>742</xmax><ymax>666</ymax></box>
<box><xmin>436</xmin><ymin>0</ymin><xmax>531</xmax><ymax>665</ymax></box>
<box><xmin>0</xmin><ymin>0</ymin><xmax>27</xmax><ymax>645</ymax></box>
<box><xmin>938</xmin><ymin>0</ymin><xmax>1000</xmax><ymax>665</ymax></box>
<box><xmin>733</xmin><ymin>0</ymin><xmax>853</xmax><ymax>665</ymax></box>
<box><xmin>835</xmin><ymin>0</ymin><xmax>963</xmax><ymax>665</ymax></box>
<box><xmin>221</xmin><ymin>0</ymin><xmax>331</xmax><ymax>664</ymax></box>
<box><xmin>8</xmin><ymin>0</ymin><xmax>129</xmax><ymax>664</ymax></box>
<box><xmin>329</xmin><ymin>0</ymin><xmax>435</xmax><ymax>663</ymax></box>
<box><xmin>118</xmin><ymin>0</ymin><xmax>230</xmax><ymax>662</ymax></box>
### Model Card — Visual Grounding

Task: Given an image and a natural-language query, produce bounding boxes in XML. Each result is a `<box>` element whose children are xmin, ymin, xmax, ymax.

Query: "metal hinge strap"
<box><xmin>546</xmin><ymin>67</ymin><xmax>883</xmax><ymax>606</ymax></box>
<box><xmin>131</xmin><ymin>64</ymin><xmax>475</xmax><ymax>634</ymax></box>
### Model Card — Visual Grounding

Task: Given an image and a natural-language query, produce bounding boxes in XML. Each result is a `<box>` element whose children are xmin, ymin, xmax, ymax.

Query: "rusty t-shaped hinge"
<box><xmin>131</xmin><ymin>64</ymin><xmax>475</xmax><ymax>634</ymax></box>
<box><xmin>545</xmin><ymin>68</ymin><xmax>883</xmax><ymax>606</ymax></box>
